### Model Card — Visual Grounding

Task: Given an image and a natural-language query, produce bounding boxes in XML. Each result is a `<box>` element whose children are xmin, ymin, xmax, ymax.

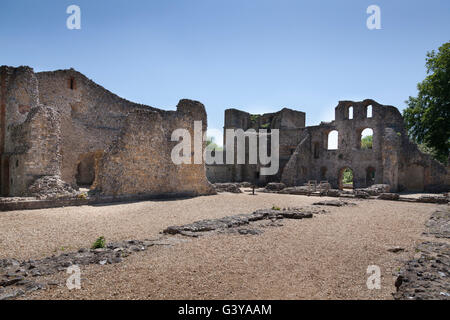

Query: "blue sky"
<box><xmin>1</xmin><ymin>0</ymin><xmax>449</xmax><ymax>145</ymax></box>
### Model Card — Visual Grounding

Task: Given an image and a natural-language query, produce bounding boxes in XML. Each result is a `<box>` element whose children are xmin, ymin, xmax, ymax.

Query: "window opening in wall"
<box><xmin>327</xmin><ymin>130</ymin><xmax>338</xmax><ymax>150</ymax></box>
<box><xmin>314</xmin><ymin>142</ymin><xmax>320</xmax><ymax>159</ymax></box>
<box><xmin>360</xmin><ymin>128</ymin><xmax>373</xmax><ymax>149</ymax></box>
<box><xmin>366</xmin><ymin>105</ymin><xmax>372</xmax><ymax>118</ymax></box>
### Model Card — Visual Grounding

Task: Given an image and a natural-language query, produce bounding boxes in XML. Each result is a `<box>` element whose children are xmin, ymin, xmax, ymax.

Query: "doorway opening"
<box><xmin>366</xmin><ymin>167</ymin><xmax>375</xmax><ymax>186</ymax></box>
<box><xmin>339</xmin><ymin>167</ymin><xmax>353</xmax><ymax>190</ymax></box>
<box><xmin>75</xmin><ymin>153</ymin><xmax>96</xmax><ymax>188</ymax></box>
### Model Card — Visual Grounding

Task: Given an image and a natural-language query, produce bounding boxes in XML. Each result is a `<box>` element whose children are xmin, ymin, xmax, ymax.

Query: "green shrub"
<box><xmin>92</xmin><ymin>236</ymin><xmax>106</xmax><ymax>249</ymax></box>
<box><xmin>271</xmin><ymin>205</ymin><xmax>281</xmax><ymax>211</ymax></box>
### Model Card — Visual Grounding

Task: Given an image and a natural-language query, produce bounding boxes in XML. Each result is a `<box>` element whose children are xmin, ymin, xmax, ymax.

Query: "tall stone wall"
<box><xmin>95</xmin><ymin>100</ymin><xmax>215</xmax><ymax>196</ymax></box>
<box><xmin>8</xmin><ymin>106</ymin><xmax>62</xmax><ymax>195</ymax></box>
<box><xmin>281</xmin><ymin>99</ymin><xmax>449</xmax><ymax>192</ymax></box>
<box><xmin>0</xmin><ymin>66</ymin><xmax>214</xmax><ymax>198</ymax></box>
<box><xmin>208</xmin><ymin>99</ymin><xmax>449</xmax><ymax>192</ymax></box>
<box><xmin>209</xmin><ymin>107</ymin><xmax>306</xmax><ymax>184</ymax></box>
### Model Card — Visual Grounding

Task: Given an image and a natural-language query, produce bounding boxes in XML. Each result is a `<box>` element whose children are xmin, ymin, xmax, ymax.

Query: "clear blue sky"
<box><xmin>1</xmin><ymin>0</ymin><xmax>449</xmax><ymax>144</ymax></box>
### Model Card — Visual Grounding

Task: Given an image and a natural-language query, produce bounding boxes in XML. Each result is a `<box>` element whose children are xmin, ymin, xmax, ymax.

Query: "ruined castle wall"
<box><xmin>397</xmin><ymin>137</ymin><xmax>449</xmax><ymax>192</ymax></box>
<box><xmin>0</xmin><ymin>66</ymin><xmax>41</xmax><ymax>195</ymax></box>
<box><xmin>281</xmin><ymin>100</ymin><xmax>449</xmax><ymax>191</ymax></box>
<box><xmin>280</xmin><ymin>130</ymin><xmax>311</xmax><ymax>186</ymax></box>
<box><xmin>95</xmin><ymin>100</ymin><xmax>215</xmax><ymax>196</ymax></box>
<box><xmin>1</xmin><ymin>66</ymin><xmax>214</xmax><ymax>197</ymax></box>
<box><xmin>36</xmin><ymin>69</ymin><xmax>154</xmax><ymax>186</ymax></box>
<box><xmin>212</xmin><ymin>108</ymin><xmax>306</xmax><ymax>184</ymax></box>
<box><xmin>8</xmin><ymin>106</ymin><xmax>62</xmax><ymax>195</ymax></box>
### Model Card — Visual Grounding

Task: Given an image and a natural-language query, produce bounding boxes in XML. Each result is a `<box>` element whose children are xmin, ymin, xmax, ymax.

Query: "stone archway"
<box><xmin>75</xmin><ymin>151</ymin><xmax>103</xmax><ymax>189</ymax></box>
<box><xmin>338</xmin><ymin>167</ymin><xmax>353</xmax><ymax>190</ymax></box>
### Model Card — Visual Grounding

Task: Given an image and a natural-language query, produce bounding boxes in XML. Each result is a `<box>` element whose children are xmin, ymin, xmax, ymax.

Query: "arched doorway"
<box><xmin>75</xmin><ymin>152</ymin><xmax>98</xmax><ymax>188</ymax></box>
<box><xmin>338</xmin><ymin>167</ymin><xmax>353</xmax><ymax>190</ymax></box>
<box><xmin>366</xmin><ymin>167</ymin><xmax>375</xmax><ymax>186</ymax></box>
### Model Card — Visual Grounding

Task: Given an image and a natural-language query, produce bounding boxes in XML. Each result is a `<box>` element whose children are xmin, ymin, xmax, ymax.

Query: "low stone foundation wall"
<box><xmin>0</xmin><ymin>192</ymin><xmax>201</xmax><ymax>212</ymax></box>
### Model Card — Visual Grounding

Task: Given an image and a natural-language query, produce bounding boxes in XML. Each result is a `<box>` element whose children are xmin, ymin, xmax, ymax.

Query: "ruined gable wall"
<box><xmin>36</xmin><ymin>70</ymin><xmax>214</xmax><ymax>196</ymax></box>
<box><xmin>36</xmin><ymin>69</ymin><xmax>161</xmax><ymax>186</ymax></box>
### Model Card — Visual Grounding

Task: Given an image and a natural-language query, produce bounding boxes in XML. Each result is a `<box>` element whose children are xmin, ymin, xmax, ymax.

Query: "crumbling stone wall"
<box><xmin>0</xmin><ymin>66</ymin><xmax>214</xmax><ymax>197</ymax></box>
<box><xmin>209</xmin><ymin>108</ymin><xmax>306</xmax><ymax>185</ymax></box>
<box><xmin>95</xmin><ymin>100</ymin><xmax>215</xmax><ymax>196</ymax></box>
<box><xmin>281</xmin><ymin>99</ymin><xmax>449</xmax><ymax>192</ymax></box>
<box><xmin>208</xmin><ymin>99</ymin><xmax>449</xmax><ymax>192</ymax></box>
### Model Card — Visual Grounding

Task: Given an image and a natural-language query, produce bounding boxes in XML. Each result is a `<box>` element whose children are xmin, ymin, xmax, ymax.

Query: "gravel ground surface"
<box><xmin>0</xmin><ymin>191</ymin><xmax>444</xmax><ymax>299</ymax></box>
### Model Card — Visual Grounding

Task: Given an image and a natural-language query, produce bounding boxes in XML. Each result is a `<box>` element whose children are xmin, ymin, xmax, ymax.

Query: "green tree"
<box><xmin>403</xmin><ymin>41</ymin><xmax>450</xmax><ymax>164</ymax></box>
<box><xmin>361</xmin><ymin>135</ymin><xmax>373</xmax><ymax>149</ymax></box>
<box><xmin>342</xmin><ymin>168</ymin><xmax>353</xmax><ymax>185</ymax></box>
<box><xmin>205</xmin><ymin>136</ymin><xmax>223</xmax><ymax>151</ymax></box>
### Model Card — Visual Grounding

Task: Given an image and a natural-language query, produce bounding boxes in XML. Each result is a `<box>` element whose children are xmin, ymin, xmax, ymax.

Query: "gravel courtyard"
<box><xmin>0</xmin><ymin>191</ymin><xmax>444</xmax><ymax>300</ymax></box>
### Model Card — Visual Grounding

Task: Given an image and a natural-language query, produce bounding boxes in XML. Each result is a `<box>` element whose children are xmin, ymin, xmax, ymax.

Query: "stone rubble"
<box><xmin>163</xmin><ymin>208</ymin><xmax>315</xmax><ymax>236</ymax></box>
<box><xmin>1</xmin><ymin>206</ymin><xmax>324</xmax><ymax>300</ymax></box>
<box><xmin>312</xmin><ymin>200</ymin><xmax>355</xmax><ymax>207</ymax></box>
<box><xmin>0</xmin><ymin>237</ymin><xmax>177</xmax><ymax>300</ymax></box>
<box><xmin>212</xmin><ymin>183</ymin><xmax>243</xmax><ymax>193</ymax></box>
<box><xmin>27</xmin><ymin>175</ymin><xmax>79</xmax><ymax>199</ymax></box>
<box><xmin>394</xmin><ymin>207</ymin><xmax>450</xmax><ymax>300</ymax></box>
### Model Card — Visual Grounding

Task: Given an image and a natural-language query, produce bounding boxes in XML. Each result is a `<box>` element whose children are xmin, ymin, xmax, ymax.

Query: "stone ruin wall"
<box><xmin>0</xmin><ymin>66</ymin><xmax>214</xmax><ymax>197</ymax></box>
<box><xmin>214</xmin><ymin>108</ymin><xmax>306</xmax><ymax>184</ymax></box>
<box><xmin>281</xmin><ymin>99</ymin><xmax>449</xmax><ymax>192</ymax></box>
<box><xmin>208</xmin><ymin>99</ymin><xmax>449</xmax><ymax>192</ymax></box>
<box><xmin>94</xmin><ymin>100</ymin><xmax>214</xmax><ymax>196</ymax></box>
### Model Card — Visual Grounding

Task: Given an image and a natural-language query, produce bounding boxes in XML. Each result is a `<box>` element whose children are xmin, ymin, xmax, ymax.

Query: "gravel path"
<box><xmin>0</xmin><ymin>192</ymin><xmax>442</xmax><ymax>300</ymax></box>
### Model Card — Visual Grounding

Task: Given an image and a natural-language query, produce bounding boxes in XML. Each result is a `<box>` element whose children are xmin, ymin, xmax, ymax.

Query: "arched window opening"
<box><xmin>366</xmin><ymin>105</ymin><xmax>372</xmax><ymax>118</ymax></box>
<box><xmin>313</xmin><ymin>142</ymin><xmax>320</xmax><ymax>159</ymax></box>
<box><xmin>360</xmin><ymin>128</ymin><xmax>373</xmax><ymax>149</ymax></box>
<box><xmin>327</xmin><ymin>130</ymin><xmax>338</xmax><ymax>150</ymax></box>
<box><xmin>348</xmin><ymin>106</ymin><xmax>353</xmax><ymax>119</ymax></box>
<box><xmin>69</xmin><ymin>77</ymin><xmax>76</xmax><ymax>90</ymax></box>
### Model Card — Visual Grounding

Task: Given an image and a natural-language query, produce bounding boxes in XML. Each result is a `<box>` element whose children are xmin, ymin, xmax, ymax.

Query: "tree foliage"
<box><xmin>206</xmin><ymin>136</ymin><xmax>223</xmax><ymax>151</ymax></box>
<box><xmin>403</xmin><ymin>41</ymin><xmax>450</xmax><ymax>164</ymax></box>
<box><xmin>361</xmin><ymin>135</ymin><xmax>373</xmax><ymax>149</ymax></box>
<box><xmin>342</xmin><ymin>168</ymin><xmax>353</xmax><ymax>185</ymax></box>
